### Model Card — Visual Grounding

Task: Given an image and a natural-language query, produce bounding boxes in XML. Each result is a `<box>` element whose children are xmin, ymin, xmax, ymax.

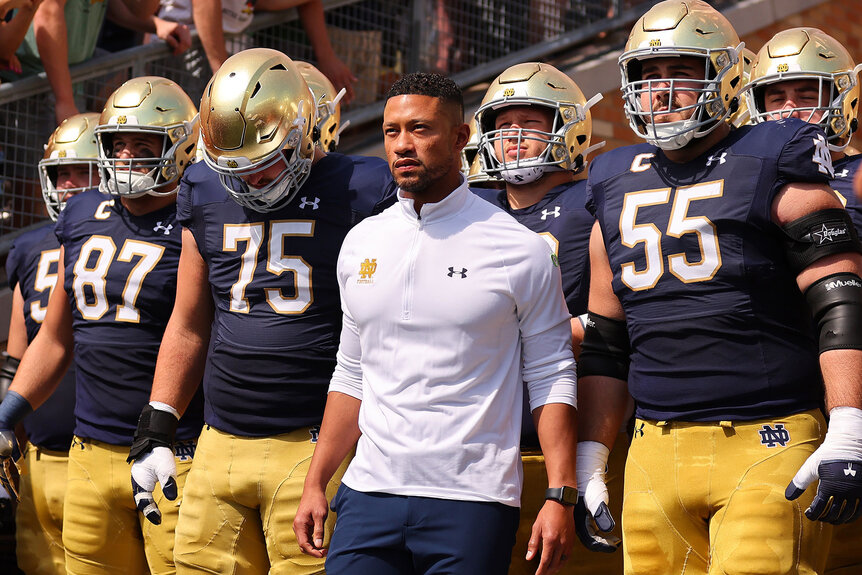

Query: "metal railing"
<box><xmin>0</xmin><ymin>0</ymin><xmax>743</xmax><ymax>262</ymax></box>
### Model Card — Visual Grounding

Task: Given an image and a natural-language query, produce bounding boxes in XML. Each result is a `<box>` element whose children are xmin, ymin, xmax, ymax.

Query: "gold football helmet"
<box><xmin>95</xmin><ymin>76</ymin><xmax>198</xmax><ymax>198</ymax></box>
<box><xmin>296</xmin><ymin>61</ymin><xmax>349</xmax><ymax>152</ymax></box>
<box><xmin>474</xmin><ymin>62</ymin><xmax>602</xmax><ymax>185</ymax></box>
<box><xmin>200</xmin><ymin>48</ymin><xmax>316</xmax><ymax>213</ymax></box>
<box><xmin>745</xmin><ymin>28</ymin><xmax>861</xmax><ymax>151</ymax></box>
<box><xmin>39</xmin><ymin>113</ymin><xmax>100</xmax><ymax>220</ymax></box>
<box><xmin>728</xmin><ymin>47</ymin><xmax>755</xmax><ymax>127</ymax></box>
<box><xmin>620</xmin><ymin>0</ymin><xmax>744</xmax><ymax>150</ymax></box>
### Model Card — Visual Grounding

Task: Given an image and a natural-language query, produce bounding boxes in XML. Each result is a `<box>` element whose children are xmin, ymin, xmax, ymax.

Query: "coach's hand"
<box><xmin>526</xmin><ymin>499</ymin><xmax>575</xmax><ymax>575</ymax></box>
<box><xmin>575</xmin><ymin>441</ymin><xmax>620</xmax><ymax>552</ymax></box>
<box><xmin>786</xmin><ymin>407</ymin><xmax>862</xmax><ymax>524</ymax></box>
<box><xmin>127</xmin><ymin>403</ymin><xmax>179</xmax><ymax>525</ymax></box>
<box><xmin>294</xmin><ymin>485</ymin><xmax>330</xmax><ymax>558</ymax></box>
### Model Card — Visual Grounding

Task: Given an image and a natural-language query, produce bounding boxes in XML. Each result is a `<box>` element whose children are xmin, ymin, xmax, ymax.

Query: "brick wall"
<box><xmin>588</xmin><ymin>0</ymin><xmax>862</xmax><ymax>153</ymax></box>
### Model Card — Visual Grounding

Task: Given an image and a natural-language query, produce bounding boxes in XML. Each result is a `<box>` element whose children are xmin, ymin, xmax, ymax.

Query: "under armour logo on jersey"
<box><xmin>706</xmin><ymin>152</ymin><xmax>727</xmax><ymax>166</ymax></box>
<box><xmin>174</xmin><ymin>440</ymin><xmax>196</xmax><ymax>462</ymax></box>
<box><xmin>813</xmin><ymin>223</ymin><xmax>848</xmax><ymax>244</ymax></box>
<box><xmin>448</xmin><ymin>267</ymin><xmax>468</xmax><ymax>278</ymax></box>
<box><xmin>633</xmin><ymin>423</ymin><xmax>644</xmax><ymax>438</ymax></box>
<box><xmin>153</xmin><ymin>221</ymin><xmax>173</xmax><ymax>235</ymax></box>
<box><xmin>836</xmin><ymin>168</ymin><xmax>850</xmax><ymax>178</ymax></box>
<box><xmin>299</xmin><ymin>196</ymin><xmax>320</xmax><ymax>210</ymax></box>
<box><xmin>541</xmin><ymin>206</ymin><xmax>561</xmax><ymax>220</ymax></box>
<box><xmin>845</xmin><ymin>463</ymin><xmax>858</xmax><ymax>477</ymax></box>
<box><xmin>759</xmin><ymin>424</ymin><xmax>790</xmax><ymax>447</ymax></box>
<box><xmin>309</xmin><ymin>426</ymin><xmax>320</xmax><ymax>444</ymax></box>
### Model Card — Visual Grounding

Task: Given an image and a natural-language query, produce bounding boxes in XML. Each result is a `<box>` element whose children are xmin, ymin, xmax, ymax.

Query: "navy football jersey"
<box><xmin>55</xmin><ymin>190</ymin><xmax>204</xmax><ymax>445</ymax></box>
<box><xmin>6</xmin><ymin>224</ymin><xmax>76</xmax><ymax>451</ymax></box>
<box><xmin>178</xmin><ymin>153</ymin><xmax>396</xmax><ymax>436</ymax></box>
<box><xmin>586</xmin><ymin>119</ymin><xmax>833</xmax><ymax>422</ymax></box>
<box><xmin>474</xmin><ymin>180</ymin><xmax>592</xmax><ymax>316</ymax></box>
<box><xmin>831</xmin><ymin>154</ymin><xmax>862</xmax><ymax>233</ymax></box>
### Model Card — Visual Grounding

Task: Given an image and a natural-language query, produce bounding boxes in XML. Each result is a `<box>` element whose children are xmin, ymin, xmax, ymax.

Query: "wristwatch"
<box><xmin>545</xmin><ymin>486</ymin><xmax>579</xmax><ymax>506</ymax></box>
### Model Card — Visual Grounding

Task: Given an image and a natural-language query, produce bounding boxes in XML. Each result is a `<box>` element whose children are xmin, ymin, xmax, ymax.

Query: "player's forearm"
<box><xmin>303</xmin><ymin>391</ymin><xmax>360</xmax><ymax>492</ymax></box>
<box><xmin>577</xmin><ymin>375</ymin><xmax>629</xmax><ymax>449</ymax></box>
<box><xmin>5</xmin><ymin>287</ymin><xmax>28</xmax><ymax>359</ymax></box>
<box><xmin>821</xmin><ymin>349</ymin><xmax>862</xmax><ymax>411</ymax></box>
<box><xmin>192</xmin><ymin>0</ymin><xmax>228</xmax><ymax>72</ymax></box>
<box><xmin>534</xmin><ymin>402</ymin><xmax>578</xmax><ymax>488</ymax></box>
<box><xmin>9</xmin><ymin>325</ymin><xmax>72</xmax><ymax>410</ymax></box>
<box><xmin>150</xmin><ymin>321</ymin><xmax>209</xmax><ymax>416</ymax></box>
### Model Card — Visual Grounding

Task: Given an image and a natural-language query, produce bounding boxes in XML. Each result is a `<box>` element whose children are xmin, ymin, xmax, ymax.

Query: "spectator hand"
<box><xmin>0</xmin><ymin>0</ymin><xmax>29</xmax><ymax>18</ymax></box>
<box><xmin>54</xmin><ymin>99</ymin><xmax>79</xmax><ymax>125</ymax></box>
<box><xmin>154</xmin><ymin>17</ymin><xmax>191</xmax><ymax>56</ymax></box>
<box><xmin>786</xmin><ymin>406</ymin><xmax>862</xmax><ymax>524</ymax></box>
<box><xmin>293</xmin><ymin>485</ymin><xmax>330</xmax><ymax>558</ymax></box>
<box><xmin>316</xmin><ymin>53</ymin><xmax>357</xmax><ymax>105</ymax></box>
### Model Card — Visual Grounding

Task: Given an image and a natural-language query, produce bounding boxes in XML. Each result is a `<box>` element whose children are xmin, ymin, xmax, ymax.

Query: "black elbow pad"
<box><xmin>805</xmin><ymin>272</ymin><xmax>862</xmax><ymax>352</ymax></box>
<box><xmin>578</xmin><ymin>312</ymin><xmax>631</xmax><ymax>381</ymax></box>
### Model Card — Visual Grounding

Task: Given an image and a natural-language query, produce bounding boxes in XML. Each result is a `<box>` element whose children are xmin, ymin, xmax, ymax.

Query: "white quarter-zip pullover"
<box><xmin>330</xmin><ymin>180</ymin><xmax>577</xmax><ymax>506</ymax></box>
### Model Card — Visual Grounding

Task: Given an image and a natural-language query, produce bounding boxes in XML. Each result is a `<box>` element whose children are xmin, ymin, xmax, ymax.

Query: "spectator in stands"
<box><xmin>0</xmin><ymin>0</ymin><xmax>191</xmax><ymax>124</ymax></box>
<box><xmin>158</xmin><ymin>0</ymin><xmax>356</xmax><ymax>102</ymax></box>
<box><xmin>0</xmin><ymin>0</ymin><xmax>41</xmax><ymax>75</ymax></box>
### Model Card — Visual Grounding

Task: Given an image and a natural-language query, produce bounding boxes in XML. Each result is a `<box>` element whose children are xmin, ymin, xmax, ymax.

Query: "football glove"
<box><xmin>128</xmin><ymin>403</ymin><xmax>179</xmax><ymax>525</ymax></box>
<box><xmin>575</xmin><ymin>440</ymin><xmax>620</xmax><ymax>553</ymax></box>
<box><xmin>786</xmin><ymin>406</ymin><xmax>862</xmax><ymax>524</ymax></box>
<box><xmin>0</xmin><ymin>390</ymin><xmax>33</xmax><ymax>502</ymax></box>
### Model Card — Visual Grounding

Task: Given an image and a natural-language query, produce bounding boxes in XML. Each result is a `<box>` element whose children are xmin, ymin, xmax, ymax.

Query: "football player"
<box><xmin>296</xmin><ymin>60</ymin><xmax>350</xmax><ymax>152</ymax></box>
<box><xmin>0</xmin><ymin>76</ymin><xmax>204</xmax><ymax>575</ymax></box>
<box><xmin>577</xmin><ymin>2</ymin><xmax>862</xmax><ymax>574</ymax></box>
<box><xmin>745</xmin><ymin>27</ymin><xmax>862</xmax><ymax>575</ymax></box>
<box><xmin>1</xmin><ymin>113</ymin><xmax>98</xmax><ymax>575</ymax></box>
<box><xmin>126</xmin><ymin>48</ymin><xmax>396</xmax><ymax>574</ymax></box>
<box><xmin>472</xmin><ymin>62</ymin><xmax>626</xmax><ymax>574</ymax></box>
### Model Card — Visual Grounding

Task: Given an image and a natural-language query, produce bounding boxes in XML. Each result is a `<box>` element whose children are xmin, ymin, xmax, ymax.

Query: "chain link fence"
<box><xmin>0</xmin><ymin>0</ymin><xmax>742</xmax><ymax>267</ymax></box>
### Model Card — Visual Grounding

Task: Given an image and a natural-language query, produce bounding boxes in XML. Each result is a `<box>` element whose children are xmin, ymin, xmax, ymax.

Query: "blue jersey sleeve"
<box><xmin>776</xmin><ymin>119</ymin><xmax>835</xmax><ymax>186</ymax></box>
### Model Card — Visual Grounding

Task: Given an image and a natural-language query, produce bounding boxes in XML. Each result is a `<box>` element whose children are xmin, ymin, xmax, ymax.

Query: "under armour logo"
<box><xmin>153</xmin><ymin>221</ymin><xmax>173</xmax><ymax>235</ymax></box>
<box><xmin>759</xmin><ymin>424</ymin><xmax>790</xmax><ymax>447</ymax></box>
<box><xmin>447</xmin><ymin>267</ymin><xmax>468</xmax><ymax>278</ymax></box>
<box><xmin>836</xmin><ymin>168</ymin><xmax>850</xmax><ymax>178</ymax></box>
<box><xmin>541</xmin><ymin>206</ymin><xmax>561</xmax><ymax>220</ymax></box>
<box><xmin>706</xmin><ymin>152</ymin><xmax>727</xmax><ymax>166</ymax></box>
<box><xmin>845</xmin><ymin>463</ymin><xmax>857</xmax><ymax>477</ymax></box>
<box><xmin>174</xmin><ymin>440</ymin><xmax>196</xmax><ymax>462</ymax></box>
<box><xmin>633</xmin><ymin>422</ymin><xmax>644</xmax><ymax>438</ymax></box>
<box><xmin>812</xmin><ymin>223</ymin><xmax>848</xmax><ymax>244</ymax></box>
<box><xmin>299</xmin><ymin>196</ymin><xmax>320</xmax><ymax>210</ymax></box>
<box><xmin>309</xmin><ymin>426</ymin><xmax>320</xmax><ymax>444</ymax></box>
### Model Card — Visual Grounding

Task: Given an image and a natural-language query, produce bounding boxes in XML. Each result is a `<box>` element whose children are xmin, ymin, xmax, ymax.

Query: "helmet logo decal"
<box><xmin>777</xmin><ymin>63</ymin><xmax>789</xmax><ymax>73</ymax></box>
<box><xmin>58</xmin><ymin>150</ymin><xmax>67</xmax><ymax>158</ymax></box>
<box><xmin>649</xmin><ymin>39</ymin><xmax>661</xmax><ymax>47</ymax></box>
<box><xmin>117</xmin><ymin>116</ymin><xmax>127</xmax><ymax>125</ymax></box>
<box><xmin>503</xmin><ymin>88</ymin><xmax>515</xmax><ymax>97</ymax></box>
<box><xmin>227</xmin><ymin>159</ymin><xmax>238</xmax><ymax>168</ymax></box>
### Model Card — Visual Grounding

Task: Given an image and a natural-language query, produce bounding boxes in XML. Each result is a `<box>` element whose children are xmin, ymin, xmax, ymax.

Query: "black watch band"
<box><xmin>545</xmin><ymin>486</ymin><xmax>579</xmax><ymax>506</ymax></box>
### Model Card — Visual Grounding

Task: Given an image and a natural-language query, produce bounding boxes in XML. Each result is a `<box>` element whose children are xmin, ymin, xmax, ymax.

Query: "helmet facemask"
<box><xmin>96</xmin><ymin>122</ymin><xmax>195</xmax><ymax>198</ymax></box>
<box><xmin>39</xmin><ymin>159</ymin><xmax>99</xmax><ymax>221</ymax></box>
<box><xmin>620</xmin><ymin>45</ymin><xmax>743</xmax><ymax>150</ymax></box>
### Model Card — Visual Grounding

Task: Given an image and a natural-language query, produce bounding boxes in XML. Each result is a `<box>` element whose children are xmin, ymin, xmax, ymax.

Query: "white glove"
<box><xmin>131</xmin><ymin>446</ymin><xmax>177</xmax><ymax>525</ymax></box>
<box><xmin>785</xmin><ymin>406</ymin><xmax>862</xmax><ymax>524</ymax></box>
<box><xmin>575</xmin><ymin>440</ymin><xmax>620</xmax><ymax>552</ymax></box>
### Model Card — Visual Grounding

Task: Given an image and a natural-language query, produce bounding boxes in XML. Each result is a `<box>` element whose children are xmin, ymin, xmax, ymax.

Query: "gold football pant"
<box><xmin>63</xmin><ymin>436</ymin><xmax>196</xmax><ymax>575</ymax></box>
<box><xmin>623</xmin><ymin>411</ymin><xmax>831</xmax><ymax>575</ymax></box>
<box><xmin>508</xmin><ymin>432</ymin><xmax>629</xmax><ymax>575</ymax></box>
<box><xmin>824</xmin><ymin>512</ymin><xmax>862</xmax><ymax>574</ymax></box>
<box><xmin>174</xmin><ymin>425</ymin><xmax>350</xmax><ymax>575</ymax></box>
<box><xmin>16</xmin><ymin>445</ymin><xmax>69</xmax><ymax>575</ymax></box>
